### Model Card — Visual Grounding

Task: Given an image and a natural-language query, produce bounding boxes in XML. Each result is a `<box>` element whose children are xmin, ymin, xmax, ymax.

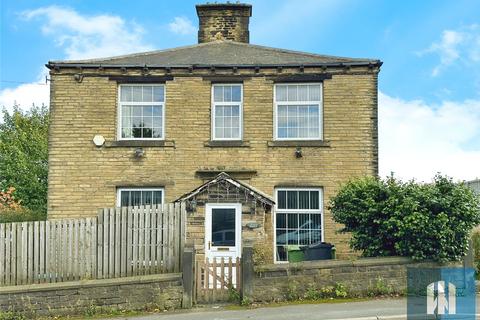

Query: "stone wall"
<box><xmin>48</xmin><ymin>64</ymin><xmax>379</xmax><ymax>257</ymax></box>
<box><xmin>250</xmin><ymin>257</ymin><xmax>425</xmax><ymax>302</ymax></box>
<box><xmin>0</xmin><ymin>273</ymin><xmax>183</xmax><ymax>317</ymax></box>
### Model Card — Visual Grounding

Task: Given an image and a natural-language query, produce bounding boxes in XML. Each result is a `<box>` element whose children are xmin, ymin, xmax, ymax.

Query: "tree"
<box><xmin>0</xmin><ymin>105</ymin><xmax>49</xmax><ymax>217</ymax></box>
<box><xmin>330</xmin><ymin>175</ymin><xmax>480</xmax><ymax>262</ymax></box>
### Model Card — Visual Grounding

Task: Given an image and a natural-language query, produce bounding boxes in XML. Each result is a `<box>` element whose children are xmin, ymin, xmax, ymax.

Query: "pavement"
<box><xmin>100</xmin><ymin>297</ymin><xmax>480</xmax><ymax>320</ymax></box>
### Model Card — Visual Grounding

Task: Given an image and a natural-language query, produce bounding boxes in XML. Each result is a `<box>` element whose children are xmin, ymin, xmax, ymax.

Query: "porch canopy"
<box><xmin>175</xmin><ymin>172</ymin><xmax>274</xmax><ymax>212</ymax></box>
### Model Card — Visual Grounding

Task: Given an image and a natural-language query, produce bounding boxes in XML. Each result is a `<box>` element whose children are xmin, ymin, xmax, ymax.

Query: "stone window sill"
<box><xmin>267</xmin><ymin>140</ymin><xmax>331</xmax><ymax>148</ymax></box>
<box><xmin>105</xmin><ymin>140</ymin><xmax>175</xmax><ymax>148</ymax></box>
<box><xmin>204</xmin><ymin>140</ymin><xmax>250</xmax><ymax>148</ymax></box>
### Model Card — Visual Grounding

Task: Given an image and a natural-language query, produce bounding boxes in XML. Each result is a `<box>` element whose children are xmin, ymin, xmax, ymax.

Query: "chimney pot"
<box><xmin>196</xmin><ymin>3</ymin><xmax>252</xmax><ymax>44</ymax></box>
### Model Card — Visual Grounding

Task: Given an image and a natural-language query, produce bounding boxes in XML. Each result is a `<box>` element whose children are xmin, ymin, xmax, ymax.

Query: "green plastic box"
<box><xmin>287</xmin><ymin>245</ymin><xmax>304</xmax><ymax>263</ymax></box>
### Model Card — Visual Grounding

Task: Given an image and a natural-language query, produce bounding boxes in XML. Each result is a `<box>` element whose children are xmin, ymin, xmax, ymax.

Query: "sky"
<box><xmin>1</xmin><ymin>0</ymin><xmax>480</xmax><ymax>182</ymax></box>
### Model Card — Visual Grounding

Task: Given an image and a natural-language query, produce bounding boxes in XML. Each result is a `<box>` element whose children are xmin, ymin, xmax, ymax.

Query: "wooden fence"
<box><xmin>195</xmin><ymin>257</ymin><xmax>241</xmax><ymax>303</ymax></box>
<box><xmin>0</xmin><ymin>203</ymin><xmax>186</xmax><ymax>287</ymax></box>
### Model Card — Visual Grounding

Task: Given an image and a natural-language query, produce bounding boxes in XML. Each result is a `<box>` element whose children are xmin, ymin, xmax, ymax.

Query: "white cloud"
<box><xmin>379</xmin><ymin>91</ymin><xmax>480</xmax><ymax>182</ymax></box>
<box><xmin>1</xmin><ymin>6</ymin><xmax>155</xmax><ymax>116</ymax></box>
<box><xmin>0</xmin><ymin>69</ymin><xmax>49</xmax><ymax>114</ymax></box>
<box><xmin>21</xmin><ymin>6</ymin><xmax>154</xmax><ymax>60</ymax></box>
<box><xmin>421</xmin><ymin>24</ymin><xmax>480</xmax><ymax>76</ymax></box>
<box><xmin>168</xmin><ymin>17</ymin><xmax>196</xmax><ymax>36</ymax></box>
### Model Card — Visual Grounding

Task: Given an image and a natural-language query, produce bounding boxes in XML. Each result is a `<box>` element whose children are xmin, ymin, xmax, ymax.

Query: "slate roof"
<box><xmin>175</xmin><ymin>172</ymin><xmax>275</xmax><ymax>206</ymax></box>
<box><xmin>47</xmin><ymin>40</ymin><xmax>381</xmax><ymax>69</ymax></box>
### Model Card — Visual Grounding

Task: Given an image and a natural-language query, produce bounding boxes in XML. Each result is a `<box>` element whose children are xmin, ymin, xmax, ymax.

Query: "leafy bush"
<box><xmin>330</xmin><ymin>175</ymin><xmax>480</xmax><ymax>261</ymax></box>
<box><xmin>0</xmin><ymin>208</ymin><xmax>46</xmax><ymax>223</ymax></box>
<box><xmin>0</xmin><ymin>187</ymin><xmax>46</xmax><ymax>223</ymax></box>
<box><xmin>0</xmin><ymin>187</ymin><xmax>22</xmax><ymax>210</ymax></box>
<box><xmin>472</xmin><ymin>228</ymin><xmax>480</xmax><ymax>278</ymax></box>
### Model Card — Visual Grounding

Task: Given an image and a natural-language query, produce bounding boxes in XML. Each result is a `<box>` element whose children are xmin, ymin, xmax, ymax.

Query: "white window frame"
<box><xmin>116</xmin><ymin>187</ymin><xmax>165</xmax><ymax>207</ymax></box>
<box><xmin>117</xmin><ymin>84</ymin><xmax>166</xmax><ymax>141</ymax></box>
<box><xmin>273</xmin><ymin>187</ymin><xmax>324</xmax><ymax>263</ymax></box>
<box><xmin>211</xmin><ymin>83</ymin><xmax>243</xmax><ymax>141</ymax></box>
<box><xmin>273</xmin><ymin>83</ymin><xmax>323</xmax><ymax>141</ymax></box>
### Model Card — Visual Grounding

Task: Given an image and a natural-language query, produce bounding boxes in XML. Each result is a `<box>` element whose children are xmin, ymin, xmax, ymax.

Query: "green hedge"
<box><xmin>472</xmin><ymin>229</ymin><xmax>480</xmax><ymax>278</ymax></box>
<box><xmin>330</xmin><ymin>175</ymin><xmax>480</xmax><ymax>262</ymax></box>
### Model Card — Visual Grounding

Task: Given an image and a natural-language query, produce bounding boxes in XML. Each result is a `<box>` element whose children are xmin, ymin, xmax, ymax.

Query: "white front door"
<box><xmin>205</xmin><ymin>203</ymin><xmax>242</xmax><ymax>260</ymax></box>
<box><xmin>205</xmin><ymin>203</ymin><xmax>242</xmax><ymax>288</ymax></box>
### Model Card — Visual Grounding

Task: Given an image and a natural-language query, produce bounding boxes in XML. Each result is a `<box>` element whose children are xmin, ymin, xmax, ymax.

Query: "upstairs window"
<box><xmin>118</xmin><ymin>84</ymin><xmax>165</xmax><ymax>140</ymax></box>
<box><xmin>274</xmin><ymin>83</ymin><xmax>322</xmax><ymax>140</ymax></box>
<box><xmin>212</xmin><ymin>84</ymin><xmax>243</xmax><ymax>140</ymax></box>
<box><xmin>117</xmin><ymin>188</ymin><xmax>164</xmax><ymax>207</ymax></box>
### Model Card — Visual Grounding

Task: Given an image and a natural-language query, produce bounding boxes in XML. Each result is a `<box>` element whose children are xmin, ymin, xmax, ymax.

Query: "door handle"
<box><xmin>208</xmin><ymin>241</ymin><xmax>211</xmax><ymax>250</ymax></box>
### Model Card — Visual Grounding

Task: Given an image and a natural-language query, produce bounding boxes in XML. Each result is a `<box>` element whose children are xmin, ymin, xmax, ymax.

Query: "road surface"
<box><xmin>101</xmin><ymin>297</ymin><xmax>480</xmax><ymax>320</ymax></box>
<box><xmin>100</xmin><ymin>297</ymin><xmax>479</xmax><ymax>320</ymax></box>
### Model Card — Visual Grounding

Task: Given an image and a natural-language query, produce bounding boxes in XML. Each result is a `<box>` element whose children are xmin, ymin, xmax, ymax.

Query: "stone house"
<box><xmin>46</xmin><ymin>3</ymin><xmax>381</xmax><ymax>263</ymax></box>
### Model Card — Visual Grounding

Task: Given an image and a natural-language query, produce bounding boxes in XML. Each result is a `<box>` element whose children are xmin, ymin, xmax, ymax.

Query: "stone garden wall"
<box><xmin>2</xmin><ymin>250</ymin><xmax>460</xmax><ymax>317</ymax></box>
<box><xmin>250</xmin><ymin>257</ymin><xmax>434</xmax><ymax>302</ymax></box>
<box><xmin>0</xmin><ymin>273</ymin><xmax>183</xmax><ymax>317</ymax></box>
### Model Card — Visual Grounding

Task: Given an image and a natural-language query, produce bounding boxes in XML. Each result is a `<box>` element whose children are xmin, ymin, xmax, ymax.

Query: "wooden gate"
<box><xmin>195</xmin><ymin>257</ymin><xmax>241</xmax><ymax>303</ymax></box>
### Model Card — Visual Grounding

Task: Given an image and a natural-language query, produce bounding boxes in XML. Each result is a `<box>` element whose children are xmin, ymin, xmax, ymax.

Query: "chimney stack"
<box><xmin>196</xmin><ymin>3</ymin><xmax>252</xmax><ymax>44</ymax></box>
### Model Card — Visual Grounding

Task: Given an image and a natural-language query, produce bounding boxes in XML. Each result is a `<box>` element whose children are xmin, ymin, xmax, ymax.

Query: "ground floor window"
<box><xmin>275</xmin><ymin>188</ymin><xmax>323</xmax><ymax>262</ymax></box>
<box><xmin>117</xmin><ymin>188</ymin><xmax>164</xmax><ymax>207</ymax></box>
